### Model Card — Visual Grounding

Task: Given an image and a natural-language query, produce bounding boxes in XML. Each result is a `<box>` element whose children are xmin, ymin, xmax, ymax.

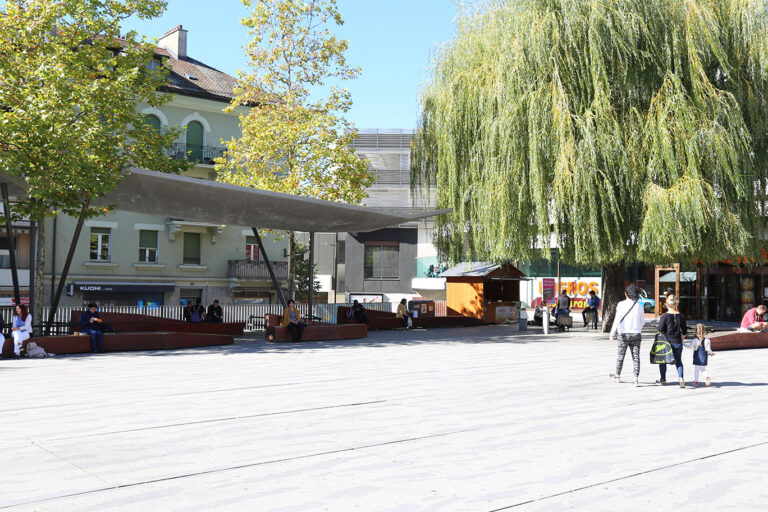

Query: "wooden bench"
<box><xmin>265</xmin><ymin>314</ymin><xmax>367</xmax><ymax>342</ymax></box>
<box><xmin>709</xmin><ymin>331</ymin><xmax>768</xmax><ymax>351</ymax></box>
<box><xmin>337</xmin><ymin>306</ymin><xmax>403</xmax><ymax>330</ymax></box>
<box><xmin>1</xmin><ymin>331</ymin><xmax>233</xmax><ymax>357</ymax></box>
<box><xmin>337</xmin><ymin>306</ymin><xmax>485</xmax><ymax>330</ymax></box>
<box><xmin>69</xmin><ymin>311</ymin><xmax>245</xmax><ymax>335</ymax></box>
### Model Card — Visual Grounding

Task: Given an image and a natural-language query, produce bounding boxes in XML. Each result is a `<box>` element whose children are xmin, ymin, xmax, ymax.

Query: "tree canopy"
<box><xmin>216</xmin><ymin>0</ymin><xmax>373</xmax><ymax>203</ymax></box>
<box><xmin>0</xmin><ymin>0</ymin><xmax>186</xmax><ymax>221</ymax></box>
<box><xmin>217</xmin><ymin>0</ymin><xmax>374</xmax><ymax>298</ymax></box>
<box><xmin>412</xmin><ymin>0</ymin><xmax>768</xmax><ymax>269</ymax></box>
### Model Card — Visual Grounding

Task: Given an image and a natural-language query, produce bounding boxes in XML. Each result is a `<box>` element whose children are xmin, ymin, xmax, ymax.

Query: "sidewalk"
<box><xmin>1</xmin><ymin>325</ymin><xmax>766</xmax><ymax>511</ymax></box>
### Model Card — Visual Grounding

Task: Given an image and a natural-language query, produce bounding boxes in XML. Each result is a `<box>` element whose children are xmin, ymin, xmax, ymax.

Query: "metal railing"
<box><xmin>0</xmin><ymin>302</ymin><xmax>410</xmax><ymax>335</ymax></box>
<box><xmin>169</xmin><ymin>143</ymin><xmax>226</xmax><ymax>164</ymax></box>
<box><xmin>227</xmin><ymin>260</ymin><xmax>289</xmax><ymax>280</ymax></box>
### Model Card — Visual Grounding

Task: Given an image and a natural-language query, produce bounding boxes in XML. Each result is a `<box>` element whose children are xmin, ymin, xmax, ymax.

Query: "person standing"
<box><xmin>280</xmin><ymin>300</ymin><xmax>306</xmax><ymax>341</ymax></box>
<box><xmin>10</xmin><ymin>304</ymin><xmax>31</xmax><ymax>357</ymax></box>
<box><xmin>207</xmin><ymin>300</ymin><xmax>223</xmax><ymax>323</ymax></box>
<box><xmin>77</xmin><ymin>302</ymin><xmax>105</xmax><ymax>353</ymax></box>
<box><xmin>657</xmin><ymin>294</ymin><xmax>688</xmax><ymax>388</ymax></box>
<box><xmin>555</xmin><ymin>291</ymin><xmax>571</xmax><ymax>331</ymax></box>
<box><xmin>690</xmin><ymin>323</ymin><xmax>715</xmax><ymax>387</ymax></box>
<box><xmin>583</xmin><ymin>290</ymin><xmax>600</xmax><ymax>329</ymax></box>
<box><xmin>609</xmin><ymin>284</ymin><xmax>645</xmax><ymax>386</ymax></box>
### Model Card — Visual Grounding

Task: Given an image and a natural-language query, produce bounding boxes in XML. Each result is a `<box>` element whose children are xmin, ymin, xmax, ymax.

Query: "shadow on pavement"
<box><xmin>35</xmin><ymin>325</ymin><xmax>570</xmax><ymax>359</ymax></box>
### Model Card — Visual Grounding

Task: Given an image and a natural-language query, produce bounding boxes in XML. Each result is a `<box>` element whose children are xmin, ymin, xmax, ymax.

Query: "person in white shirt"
<box><xmin>609</xmin><ymin>284</ymin><xmax>646</xmax><ymax>386</ymax></box>
<box><xmin>10</xmin><ymin>304</ymin><xmax>32</xmax><ymax>357</ymax></box>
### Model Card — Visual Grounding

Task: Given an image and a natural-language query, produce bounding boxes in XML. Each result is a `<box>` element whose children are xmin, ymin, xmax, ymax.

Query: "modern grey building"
<box><xmin>313</xmin><ymin>129</ymin><xmax>446</xmax><ymax>304</ymax></box>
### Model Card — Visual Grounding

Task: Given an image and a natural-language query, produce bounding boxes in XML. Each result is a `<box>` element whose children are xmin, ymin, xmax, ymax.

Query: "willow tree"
<box><xmin>217</xmin><ymin>0</ymin><xmax>374</xmax><ymax>299</ymax></box>
<box><xmin>412</xmin><ymin>0</ymin><xmax>768</xmax><ymax>329</ymax></box>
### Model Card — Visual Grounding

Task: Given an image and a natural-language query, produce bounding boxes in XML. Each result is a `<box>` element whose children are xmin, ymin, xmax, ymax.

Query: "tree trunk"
<box><xmin>601</xmin><ymin>261</ymin><xmax>626</xmax><ymax>333</ymax></box>
<box><xmin>32</xmin><ymin>218</ymin><xmax>46</xmax><ymax>336</ymax></box>
<box><xmin>288</xmin><ymin>231</ymin><xmax>296</xmax><ymax>301</ymax></box>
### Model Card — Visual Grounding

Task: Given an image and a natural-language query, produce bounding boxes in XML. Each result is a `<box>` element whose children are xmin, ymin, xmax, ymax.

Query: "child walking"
<box><xmin>691</xmin><ymin>324</ymin><xmax>715</xmax><ymax>387</ymax></box>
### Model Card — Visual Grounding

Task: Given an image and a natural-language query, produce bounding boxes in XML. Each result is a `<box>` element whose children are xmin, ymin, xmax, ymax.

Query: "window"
<box><xmin>89</xmin><ymin>227</ymin><xmax>111</xmax><ymax>262</ymax></box>
<box><xmin>0</xmin><ymin>236</ymin><xmax>18</xmax><ymax>268</ymax></box>
<box><xmin>364</xmin><ymin>243</ymin><xmax>399</xmax><ymax>279</ymax></box>
<box><xmin>143</xmin><ymin>114</ymin><xmax>161</xmax><ymax>132</ymax></box>
<box><xmin>138</xmin><ymin>230</ymin><xmax>158</xmax><ymax>263</ymax></box>
<box><xmin>186</xmin><ymin>121</ymin><xmax>204</xmax><ymax>162</ymax></box>
<box><xmin>245</xmin><ymin>236</ymin><xmax>260</xmax><ymax>261</ymax></box>
<box><xmin>183</xmin><ymin>232</ymin><xmax>201</xmax><ymax>265</ymax></box>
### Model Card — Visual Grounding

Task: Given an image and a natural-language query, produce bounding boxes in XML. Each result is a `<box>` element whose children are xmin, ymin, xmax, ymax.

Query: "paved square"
<box><xmin>1</xmin><ymin>326</ymin><xmax>766</xmax><ymax>511</ymax></box>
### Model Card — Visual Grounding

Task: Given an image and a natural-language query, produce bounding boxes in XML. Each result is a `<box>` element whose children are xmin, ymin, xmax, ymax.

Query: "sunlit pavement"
<box><xmin>1</xmin><ymin>325</ymin><xmax>766</xmax><ymax>511</ymax></box>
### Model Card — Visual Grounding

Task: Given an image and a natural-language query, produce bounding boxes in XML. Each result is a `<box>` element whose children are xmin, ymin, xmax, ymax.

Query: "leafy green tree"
<box><xmin>412</xmin><ymin>0</ymin><xmax>768</xmax><ymax>329</ymax></box>
<box><xmin>0</xmin><ymin>0</ymin><xmax>187</xmax><ymax>324</ymax></box>
<box><xmin>294</xmin><ymin>242</ymin><xmax>321</xmax><ymax>302</ymax></box>
<box><xmin>216</xmin><ymin>0</ymin><xmax>374</xmax><ymax>299</ymax></box>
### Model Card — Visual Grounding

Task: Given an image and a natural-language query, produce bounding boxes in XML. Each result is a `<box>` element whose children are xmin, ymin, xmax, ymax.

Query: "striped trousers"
<box><xmin>616</xmin><ymin>333</ymin><xmax>642</xmax><ymax>378</ymax></box>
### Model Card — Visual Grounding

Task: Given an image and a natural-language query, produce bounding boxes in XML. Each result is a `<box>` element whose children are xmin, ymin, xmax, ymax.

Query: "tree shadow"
<box><xmin>710</xmin><ymin>381</ymin><xmax>768</xmax><ymax>387</ymax></box>
<box><xmin>44</xmin><ymin>324</ymin><xmax>559</xmax><ymax>358</ymax></box>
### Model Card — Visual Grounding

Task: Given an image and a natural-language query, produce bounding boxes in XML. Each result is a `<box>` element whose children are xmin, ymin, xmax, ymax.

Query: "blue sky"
<box><xmin>123</xmin><ymin>0</ymin><xmax>459</xmax><ymax>130</ymax></box>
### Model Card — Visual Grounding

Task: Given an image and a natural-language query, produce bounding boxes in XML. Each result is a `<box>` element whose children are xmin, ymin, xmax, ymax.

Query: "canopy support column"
<box><xmin>308</xmin><ymin>231</ymin><xmax>314</xmax><ymax>320</ymax></box>
<box><xmin>1</xmin><ymin>183</ymin><xmax>21</xmax><ymax>307</ymax></box>
<box><xmin>251</xmin><ymin>228</ymin><xmax>286</xmax><ymax>308</ymax></box>
<box><xmin>47</xmin><ymin>201</ymin><xmax>88</xmax><ymax>334</ymax></box>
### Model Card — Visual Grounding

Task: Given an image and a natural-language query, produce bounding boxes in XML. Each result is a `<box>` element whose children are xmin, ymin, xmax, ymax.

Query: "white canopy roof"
<box><xmin>0</xmin><ymin>168</ymin><xmax>450</xmax><ymax>232</ymax></box>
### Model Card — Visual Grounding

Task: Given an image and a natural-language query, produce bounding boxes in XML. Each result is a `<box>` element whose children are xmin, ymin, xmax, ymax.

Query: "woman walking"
<box><xmin>657</xmin><ymin>294</ymin><xmax>687</xmax><ymax>387</ymax></box>
<box><xmin>609</xmin><ymin>284</ymin><xmax>646</xmax><ymax>386</ymax></box>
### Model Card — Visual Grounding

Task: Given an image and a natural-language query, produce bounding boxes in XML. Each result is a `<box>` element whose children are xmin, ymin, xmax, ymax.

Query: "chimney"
<box><xmin>158</xmin><ymin>25</ymin><xmax>187</xmax><ymax>59</ymax></box>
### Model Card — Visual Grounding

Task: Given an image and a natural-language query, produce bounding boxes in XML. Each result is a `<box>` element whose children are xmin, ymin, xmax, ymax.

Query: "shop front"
<box><xmin>72</xmin><ymin>281</ymin><xmax>175</xmax><ymax>307</ymax></box>
<box><xmin>697</xmin><ymin>265</ymin><xmax>768</xmax><ymax>322</ymax></box>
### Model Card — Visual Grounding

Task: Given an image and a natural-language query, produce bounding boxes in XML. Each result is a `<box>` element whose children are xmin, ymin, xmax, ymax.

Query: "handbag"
<box><xmin>650</xmin><ymin>333</ymin><xmax>676</xmax><ymax>364</ymax></box>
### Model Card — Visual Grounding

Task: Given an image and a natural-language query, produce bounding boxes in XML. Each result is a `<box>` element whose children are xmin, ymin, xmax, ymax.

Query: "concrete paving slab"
<box><xmin>1</xmin><ymin>325</ymin><xmax>767</xmax><ymax>510</ymax></box>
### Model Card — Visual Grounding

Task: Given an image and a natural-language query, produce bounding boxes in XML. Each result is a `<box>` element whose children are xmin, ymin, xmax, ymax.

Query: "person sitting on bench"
<box><xmin>77</xmin><ymin>302</ymin><xmax>104</xmax><ymax>353</ymax></box>
<box><xmin>10</xmin><ymin>304</ymin><xmax>31</xmax><ymax>357</ymax></box>
<box><xmin>352</xmin><ymin>300</ymin><xmax>368</xmax><ymax>324</ymax></box>
<box><xmin>281</xmin><ymin>300</ymin><xmax>306</xmax><ymax>342</ymax></box>
<box><xmin>582</xmin><ymin>290</ymin><xmax>600</xmax><ymax>328</ymax></box>
<box><xmin>739</xmin><ymin>304</ymin><xmax>767</xmax><ymax>332</ymax></box>
<box><xmin>396</xmin><ymin>298</ymin><xmax>413</xmax><ymax>328</ymax></box>
<box><xmin>207</xmin><ymin>300</ymin><xmax>223</xmax><ymax>323</ymax></box>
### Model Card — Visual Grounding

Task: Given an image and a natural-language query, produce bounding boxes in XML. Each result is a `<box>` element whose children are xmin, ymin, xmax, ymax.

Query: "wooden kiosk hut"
<box><xmin>442</xmin><ymin>262</ymin><xmax>526</xmax><ymax>323</ymax></box>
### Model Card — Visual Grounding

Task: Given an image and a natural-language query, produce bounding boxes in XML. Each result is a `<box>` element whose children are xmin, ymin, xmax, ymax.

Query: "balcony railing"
<box><xmin>169</xmin><ymin>143</ymin><xmax>226</xmax><ymax>165</ymax></box>
<box><xmin>227</xmin><ymin>260</ymin><xmax>289</xmax><ymax>280</ymax></box>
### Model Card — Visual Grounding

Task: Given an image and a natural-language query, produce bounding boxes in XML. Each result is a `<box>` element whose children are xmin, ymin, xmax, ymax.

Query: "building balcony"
<box><xmin>169</xmin><ymin>143</ymin><xmax>226</xmax><ymax>165</ymax></box>
<box><xmin>227</xmin><ymin>260</ymin><xmax>288</xmax><ymax>281</ymax></box>
<box><xmin>412</xmin><ymin>277</ymin><xmax>446</xmax><ymax>291</ymax></box>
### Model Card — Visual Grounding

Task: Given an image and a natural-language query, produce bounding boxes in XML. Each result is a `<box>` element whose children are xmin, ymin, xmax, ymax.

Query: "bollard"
<box><xmin>543</xmin><ymin>307</ymin><xmax>550</xmax><ymax>335</ymax></box>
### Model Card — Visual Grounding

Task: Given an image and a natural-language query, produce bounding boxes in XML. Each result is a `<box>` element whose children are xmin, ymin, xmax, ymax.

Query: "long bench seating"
<box><xmin>69</xmin><ymin>311</ymin><xmax>245</xmax><ymax>335</ymax></box>
<box><xmin>336</xmin><ymin>306</ymin><xmax>484</xmax><ymax>330</ymax></box>
<box><xmin>1</xmin><ymin>331</ymin><xmax>234</xmax><ymax>357</ymax></box>
<box><xmin>337</xmin><ymin>306</ymin><xmax>402</xmax><ymax>330</ymax></box>
<box><xmin>709</xmin><ymin>331</ymin><xmax>768</xmax><ymax>351</ymax></box>
<box><xmin>265</xmin><ymin>314</ymin><xmax>367</xmax><ymax>342</ymax></box>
